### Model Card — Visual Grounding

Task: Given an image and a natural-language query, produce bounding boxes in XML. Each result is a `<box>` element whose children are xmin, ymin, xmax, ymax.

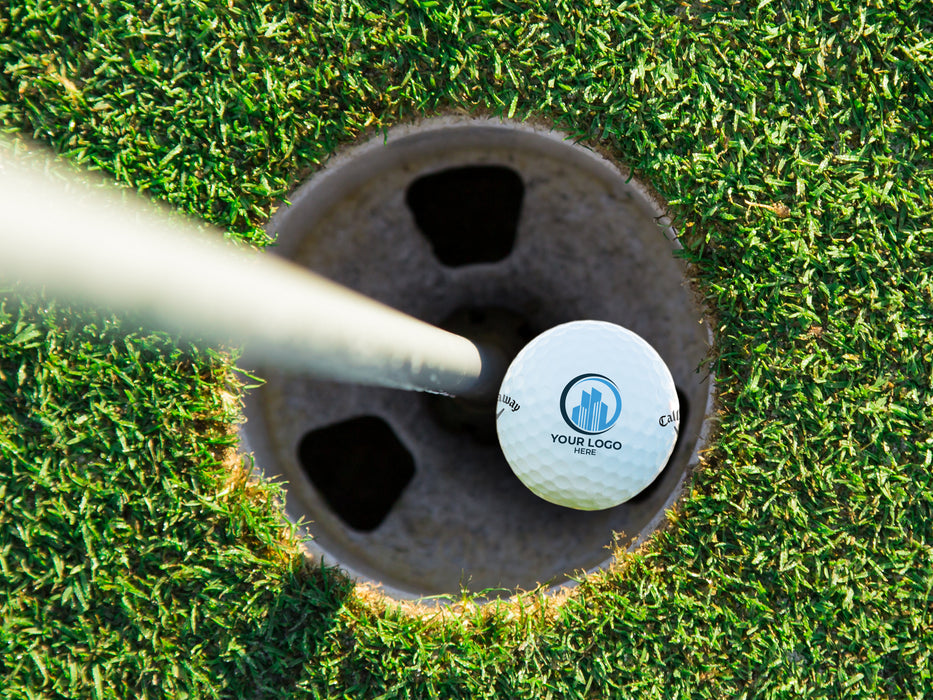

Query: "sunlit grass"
<box><xmin>2</xmin><ymin>0</ymin><xmax>932</xmax><ymax>697</ymax></box>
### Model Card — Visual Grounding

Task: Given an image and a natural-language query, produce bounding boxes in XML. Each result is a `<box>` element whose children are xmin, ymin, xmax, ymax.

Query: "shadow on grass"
<box><xmin>199</xmin><ymin>560</ymin><xmax>355</xmax><ymax>698</ymax></box>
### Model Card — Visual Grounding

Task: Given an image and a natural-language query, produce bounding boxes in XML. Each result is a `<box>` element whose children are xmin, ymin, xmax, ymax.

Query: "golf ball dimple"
<box><xmin>496</xmin><ymin>320</ymin><xmax>679</xmax><ymax>511</ymax></box>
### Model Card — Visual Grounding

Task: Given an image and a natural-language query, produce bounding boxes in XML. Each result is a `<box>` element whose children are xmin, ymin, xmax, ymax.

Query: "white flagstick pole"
<box><xmin>0</xmin><ymin>145</ymin><xmax>505</xmax><ymax>399</ymax></box>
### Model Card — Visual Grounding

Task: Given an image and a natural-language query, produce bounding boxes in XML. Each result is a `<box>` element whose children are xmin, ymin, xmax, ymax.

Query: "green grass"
<box><xmin>2</xmin><ymin>0</ymin><xmax>933</xmax><ymax>697</ymax></box>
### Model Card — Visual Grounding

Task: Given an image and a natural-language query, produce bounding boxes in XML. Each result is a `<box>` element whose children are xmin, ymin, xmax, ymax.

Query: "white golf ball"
<box><xmin>496</xmin><ymin>320</ymin><xmax>679</xmax><ymax>510</ymax></box>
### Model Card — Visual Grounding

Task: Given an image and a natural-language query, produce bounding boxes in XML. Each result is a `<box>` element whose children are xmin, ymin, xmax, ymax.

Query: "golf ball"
<box><xmin>496</xmin><ymin>321</ymin><xmax>679</xmax><ymax>510</ymax></box>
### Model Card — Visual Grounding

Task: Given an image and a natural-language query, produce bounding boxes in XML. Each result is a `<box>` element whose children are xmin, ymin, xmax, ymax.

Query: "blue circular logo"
<box><xmin>559</xmin><ymin>374</ymin><xmax>623</xmax><ymax>435</ymax></box>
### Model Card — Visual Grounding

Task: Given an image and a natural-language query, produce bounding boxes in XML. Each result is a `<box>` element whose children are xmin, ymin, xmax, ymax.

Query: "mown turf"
<box><xmin>2</xmin><ymin>0</ymin><xmax>933</xmax><ymax>697</ymax></box>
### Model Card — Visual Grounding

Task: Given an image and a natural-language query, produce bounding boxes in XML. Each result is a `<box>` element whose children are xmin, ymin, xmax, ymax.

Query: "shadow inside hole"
<box><xmin>405</xmin><ymin>165</ymin><xmax>524</xmax><ymax>266</ymax></box>
<box><xmin>296</xmin><ymin>416</ymin><xmax>415</xmax><ymax>532</ymax></box>
<box><xmin>626</xmin><ymin>387</ymin><xmax>690</xmax><ymax>505</ymax></box>
<box><xmin>423</xmin><ymin>306</ymin><xmax>539</xmax><ymax>445</ymax></box>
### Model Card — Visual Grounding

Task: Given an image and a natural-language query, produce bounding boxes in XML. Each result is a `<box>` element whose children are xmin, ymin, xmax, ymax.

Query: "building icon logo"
<box><xmin>559</xmin><ymin>374</ymin><xmax>623</xmax><ymax>435</ymax></box>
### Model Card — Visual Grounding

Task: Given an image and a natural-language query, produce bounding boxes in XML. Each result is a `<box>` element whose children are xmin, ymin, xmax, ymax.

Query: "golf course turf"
<box><xmin>2</xmin><ymin>0</ymin><xmax>932</xmax><ymax>697</ymax></box>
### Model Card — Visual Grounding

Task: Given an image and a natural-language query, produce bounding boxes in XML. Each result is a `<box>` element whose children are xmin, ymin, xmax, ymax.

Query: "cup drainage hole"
<box><xmin>405</xmin><ymin>165</ymin><xmax>524</xmax><ymax>266</ymax></box>
<box><xmin>296</xmin><ymin>416</ymin><xmax>415</xmax><ymax>532</ymax></box>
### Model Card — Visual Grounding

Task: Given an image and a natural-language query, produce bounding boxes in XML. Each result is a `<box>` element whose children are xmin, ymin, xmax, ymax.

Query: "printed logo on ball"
<box><xmin>559</xmin><ymin>374</ymin><xmax>622</xmax><ymax>435</ymax></box>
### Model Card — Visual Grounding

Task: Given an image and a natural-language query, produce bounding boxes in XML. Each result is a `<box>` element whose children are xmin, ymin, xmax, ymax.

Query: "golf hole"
<box><xmin>242</xmin><ymin>116</ymin><xmax>714</xmax><ymax>603</ymax></box>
